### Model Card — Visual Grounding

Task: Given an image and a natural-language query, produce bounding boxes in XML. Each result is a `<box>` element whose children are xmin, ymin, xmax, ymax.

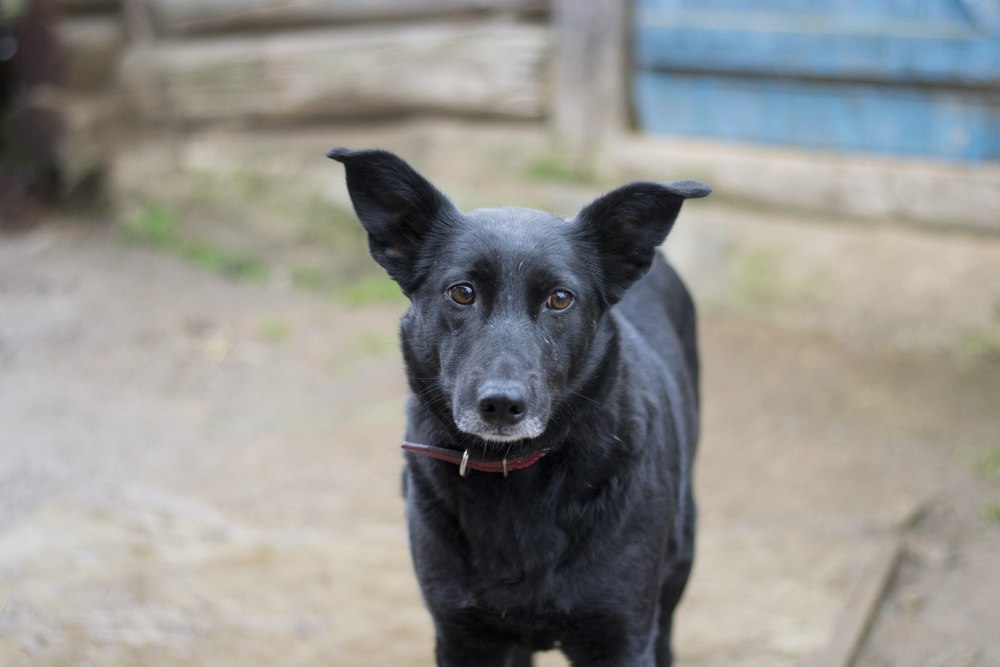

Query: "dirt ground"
<box><xmin>1</xmin><ymin>144</ymin><xmax>999</xmax><ymax>665</ymax></box>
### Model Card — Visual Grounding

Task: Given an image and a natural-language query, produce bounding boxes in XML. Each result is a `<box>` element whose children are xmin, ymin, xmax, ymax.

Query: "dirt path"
<box><xmin>1</xmin><ymin>219</ymin><xmax>998</xmax><ymax>666</ymax></box>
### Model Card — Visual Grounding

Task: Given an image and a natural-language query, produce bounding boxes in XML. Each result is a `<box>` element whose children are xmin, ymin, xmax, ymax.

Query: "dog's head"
<box><xmin>329</xmin><ymin>149</ymin><xmax>709</xmax><ymax>445</ymax></box>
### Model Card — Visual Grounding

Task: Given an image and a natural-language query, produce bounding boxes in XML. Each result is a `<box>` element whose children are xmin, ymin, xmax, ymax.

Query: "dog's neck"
<box><xmin>401</xmin><ymin>441</ymin><xmax>550</xmax><ymax>476</ymax></box>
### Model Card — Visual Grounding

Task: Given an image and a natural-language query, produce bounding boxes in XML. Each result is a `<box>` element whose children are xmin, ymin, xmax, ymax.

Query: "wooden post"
<box><xmin>553</xmin><ymin>0</ymin><xmax>630</xmax><ymax>161</ymax></box>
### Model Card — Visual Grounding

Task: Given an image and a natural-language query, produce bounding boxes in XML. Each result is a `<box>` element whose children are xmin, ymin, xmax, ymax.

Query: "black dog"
<box><xmin>328</xmin><ymin>149</ymin><xmax>710</xmax><ymax>667</ymax></box>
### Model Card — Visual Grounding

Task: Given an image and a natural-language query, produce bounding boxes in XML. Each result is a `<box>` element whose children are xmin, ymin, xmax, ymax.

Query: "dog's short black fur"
<box><xmin>329</xmin><ymin>149</ymin><xmax>710</xmax><ymax>667</ymax></box>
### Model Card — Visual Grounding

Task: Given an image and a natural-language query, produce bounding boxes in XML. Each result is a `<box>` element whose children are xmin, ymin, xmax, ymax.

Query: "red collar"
<box><xmin>402</xmin><ymin>441</ymin><xmax>548</xmax><ymax>477</ymax></box>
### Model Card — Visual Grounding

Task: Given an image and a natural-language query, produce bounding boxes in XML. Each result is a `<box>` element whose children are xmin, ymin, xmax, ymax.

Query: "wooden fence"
<box><xmin>54</xmin><ymin>0</ymin><xmax>638</xmax><ymax>188</ymax></box>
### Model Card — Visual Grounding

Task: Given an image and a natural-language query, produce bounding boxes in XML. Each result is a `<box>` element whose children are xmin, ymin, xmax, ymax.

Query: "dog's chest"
<box><xmin>456</xmin><ymin>475</ymin><xmax>571</xmax><ymax>579</ymax></box>
<box><xmin>438</xmin><ymin>467</ymin><xmax>631</xmax><ymax>606</ymax></box>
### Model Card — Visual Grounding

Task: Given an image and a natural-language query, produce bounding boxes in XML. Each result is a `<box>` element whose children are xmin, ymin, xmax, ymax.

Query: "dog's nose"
<box><xmin>477</xmin><ymin>383</ymin><xmax>527</xmax><ymax>427</ymax></box>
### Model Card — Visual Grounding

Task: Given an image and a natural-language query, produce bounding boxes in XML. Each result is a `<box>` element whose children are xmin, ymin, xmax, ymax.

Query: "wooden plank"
<box><xmin>632</xmin><ymin>0</ymin><xmax>1000</xmax><ymax>162</ymax></box>
<box><xmin>60</xmin><ymin>93</ymin><xmax>119</xmax><ymax>192</ymax></box>
<box><xmin>58</xmin><ymin>0</ymin><xmax>119</xmax><ymax>14</ymax></box>
<box><xmin>59</xmin><ymin>16</ymin><xmax>125</xmax><ymax>91</ymax></box>
<box><xmin>636</xmin><ymin>0</ymin><xmax>979</xmax><ymax>27</ymax></box>
<box><xmin>634</xmin><ymin>70</ymin><xmax>1000</xmax><ymax>162</ymax></box>
<box><xmin>614</xmin><ymin>133</ymin><xmax>1000</xmax><ymax>233</ymax></box>
<box><xmin>552</xmin><ymin>0</ymin><xmax>629</xmax><ymax>157</ymax></box>
<box><xmin>144</xmin><ymin>0</ymin><xmax>549</xmax><ymax>35</ymax></box>
<box><xmin>809</xmin><ymin>536</ymin><xmax>903</xmax><ymax>667</ymax></box>
<box><xmin>635</xmin><ymin>20</ymin><xmax>1000</xmax><ymax>86</ymax></box>
<box><xmin>118</xmin><ymin>23</ymin><xmax>551</xmax><ymax>123</ymax></box>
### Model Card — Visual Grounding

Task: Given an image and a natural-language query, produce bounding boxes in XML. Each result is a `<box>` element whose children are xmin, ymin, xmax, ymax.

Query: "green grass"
<box><xmin>292</xmin><ymin>267</ymin><xmax>405</xmax><ymax>306</ymax></box>
<box><xmin>725</xmin><ymin>244</ymin><xmax>833</xmax><ymax>310</ymax></box>
<box><xmin>257</xmin><ymin>319</ymin><xmax>294</xmax><ymax>343</ymax></box>
<box><xmin>975</xmin><ymin>448</ymin><xmax>1000</xmax><ymax>482</ymax></box>
<box><xmin>179</xmin><ymin>243</ymin><xmax>268</xmax><ymax>281</ymax></box>
<box><xmin>962</xmin><ymin>325</ymin><xmax>1000</xmax><ymax>362</ymax></box>
<box><xmin>121</xmin><ymin>201</ymin><xmax>268</xmax><ymax>282</ymax></box>
<box><xmin>350</xmin><ymin>330</ymin><xmax>398</xmax><ymax>357</ymax></box>
<box><xmin>290</xmin><ymin>267</ymin><xmax>328</xmax><ymax>293</ymax></box>
<box><xmin>729</xmin><ymin>246</ymin><xmax>787</xmax><ymax>306</ymax></box>
<box><xmin>121</xmin><ymin>202</ymin><xmax>179</xmax><ymax>247</ymax></box>
<box><xmin>525</xmin><ymin>154</ymin><xmax>593</xmax><ymax>185</ymax></box>
<box><xmin>121</xmin><ymin>195</ymin><xmax>400</xmax><ymax>305</ymax></box>
<box><xmin>339</xmin><ymin>274</ymin><xmax>405</xmax><ymax>306</ymax></box>
<box><xmin>974</xmin><ymin>449</ymin><xmax>1000</xmax><ymax>524</ymax></box>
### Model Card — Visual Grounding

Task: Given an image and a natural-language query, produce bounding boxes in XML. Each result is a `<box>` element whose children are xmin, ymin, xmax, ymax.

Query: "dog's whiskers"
<box><xmin>568</xmin><ymin>389</ymin><xmax>603</xmax><ymax>407</ymax></box>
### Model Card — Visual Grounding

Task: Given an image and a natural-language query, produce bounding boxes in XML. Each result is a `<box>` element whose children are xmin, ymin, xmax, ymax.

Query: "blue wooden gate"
<box><xmin>633</xmin><ymin>0</ymin><xmax>1000</xmax><ymax>162</ymax></box>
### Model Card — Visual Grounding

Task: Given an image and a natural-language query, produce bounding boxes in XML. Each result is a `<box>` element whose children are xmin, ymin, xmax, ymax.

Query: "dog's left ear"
<box><xmin>327</xmin><ymin>148</ymin><xmax>458</xmax><ymax>294</ymax></box>
<box><xmin>574</xmin><ymin>180</ymin><xmax>711</xmax><ymax>304</ymax></box>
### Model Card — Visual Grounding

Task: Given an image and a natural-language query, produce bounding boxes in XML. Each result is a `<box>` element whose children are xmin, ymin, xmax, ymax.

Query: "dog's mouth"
<box><xmin>453</xmin><ymin>412</ymin><xmax>546</xmax><ymax>444</ymax></box>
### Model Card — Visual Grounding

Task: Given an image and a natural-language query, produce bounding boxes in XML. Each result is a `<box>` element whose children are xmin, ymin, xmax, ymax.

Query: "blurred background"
<box><xmin>1</xmin><ymin>0</ymin><xmax>999</xmax><ymax>665</ymax></box>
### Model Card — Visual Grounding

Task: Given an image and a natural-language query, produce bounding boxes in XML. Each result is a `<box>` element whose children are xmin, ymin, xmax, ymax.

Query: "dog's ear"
<box><xmin>574</xmin><ymin>180</ymin><xmax>711</xmax><ymax>304</ymax></box>
<box><xmin>327</xmin><ymin>148</ymin><xmax>458</xmax><ymax>293</ymax></box>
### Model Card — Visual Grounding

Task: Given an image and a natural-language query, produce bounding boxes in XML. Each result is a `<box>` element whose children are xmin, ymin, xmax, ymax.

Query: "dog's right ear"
<box><xmin>574</xmin><ymin>179</ymin><xmax>711</xmax><ymax>305</ymax></box>
<box><xmin>327</xmin><ymin>148</ymin><xmax>457</xmax><ymax>294</ymax></box>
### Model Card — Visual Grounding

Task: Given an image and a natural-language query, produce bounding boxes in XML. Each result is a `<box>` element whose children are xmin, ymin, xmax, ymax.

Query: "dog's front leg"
<box><xmin>434</xmin><ymin>622</ymin><xmax>520</xmax><ymax>667</ymax></box>
<box><xmin>560</xmin><ymin>620</ymin><xmax>658</xmax><ymax>667</ymax></box>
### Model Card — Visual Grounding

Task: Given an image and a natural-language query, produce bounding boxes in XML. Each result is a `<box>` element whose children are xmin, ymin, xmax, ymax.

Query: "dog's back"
<box><xmin>616</xmin><ymin>253</ymin><xmax>700</xmax><ymax>657</ymax></box>
<box><xmin>618</xmin><ymin>252</ymin><xmax>700</xmax><ymax>446</ymax></box>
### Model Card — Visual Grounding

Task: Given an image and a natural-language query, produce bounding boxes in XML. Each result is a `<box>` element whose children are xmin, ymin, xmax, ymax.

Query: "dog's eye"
<box><xmin>546</xmin><ymin>289</ymin><xmax>574</xmax><ymax>311</ymax></box>
<box><xmin>446</xmin><ymin>282</ymin><xmax>476</xmax><ymax>306</ymax></box>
